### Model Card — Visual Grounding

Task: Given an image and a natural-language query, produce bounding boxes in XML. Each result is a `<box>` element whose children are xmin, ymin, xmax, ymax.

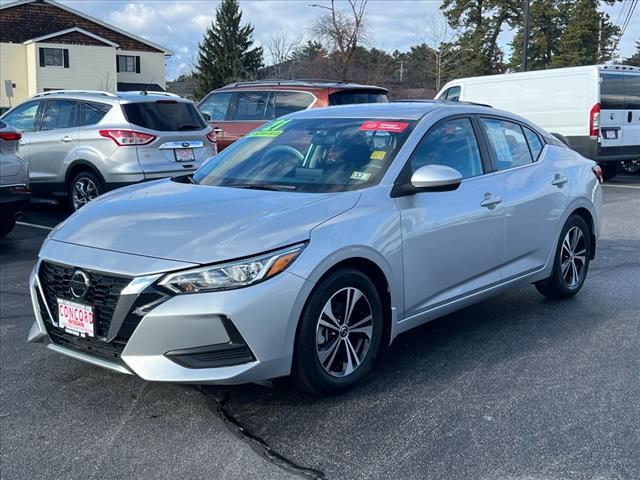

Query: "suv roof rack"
<box><xmin>221</xmin><ymin>78</ymin><xmax>351</xmax><ymax>88</ymax></box>
<box><xmin>31</xmin><ymin>90</ymin><xmax>117</xmax><ymax>98</ymax></box>
<box><xmin>392</xmin><ymin>99</ymin><xmax>494</xmax><ymax>108</ymax></box>
<box><xmin>115</xmin><ymin>90</ymin><xmax>181</xmax><ymax>98</ymax></box>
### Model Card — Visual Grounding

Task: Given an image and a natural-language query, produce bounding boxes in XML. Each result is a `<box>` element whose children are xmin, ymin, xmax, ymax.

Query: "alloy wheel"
<box><xmin>315</xmin><ymin>287</ymin><xmax>373</xmax><ymax>378</ymax></box>
<box><xmin>72</xmin><ymin>177</ymin><xmax>99</xmax><ymax>210</ymax></box>
<box><xmin>560</xmin><ymin>226</ymin><xmax>587</xmax><ymax>288</ymax></box>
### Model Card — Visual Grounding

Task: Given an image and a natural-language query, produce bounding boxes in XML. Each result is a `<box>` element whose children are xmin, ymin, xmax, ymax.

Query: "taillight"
<box><xmin>0</xmin><ymin>131</ymin><xmax>22</xmax><ymax>141</ymax></box>
<box><xmin>589</xmin><ymin>103</ymin><xmax>600</xmax><ymax>137</ymax></box>
<box><xmin>592</xmin><ymin>165</ymin><xmax>603</xmax><ymax>184</ymax></box>
<box><xmin>98</xmin><ymin>129</ymin><xmax>156</xmax><ymax>146</ymax></box>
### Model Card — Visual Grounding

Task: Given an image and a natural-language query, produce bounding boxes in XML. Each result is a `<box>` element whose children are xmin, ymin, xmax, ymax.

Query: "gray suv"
<box><xmin>1</xmin><ymin>90</ymin><xmax>216</xmax><ymax>210</ymax></box>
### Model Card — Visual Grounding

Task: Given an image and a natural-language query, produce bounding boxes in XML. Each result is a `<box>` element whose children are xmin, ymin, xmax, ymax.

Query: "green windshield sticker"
<box><xmin>247</xmin><ymin>119</ymin><xmax>292</xmax><ymax>138</ymax></box>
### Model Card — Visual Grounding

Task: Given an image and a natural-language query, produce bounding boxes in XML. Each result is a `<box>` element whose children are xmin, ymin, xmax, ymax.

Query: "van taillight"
<box><xmin>592</xmin><ymin>165</ymin><xmax>603</xmax><ymax>184</ymax></box>
<box><xmin>98</xmin><ymin>129</ymin><xmax>156</xmax><ymax>146</ymax></box>
<box><xmin>590</xmin><ymin>103</ymin><xmax>600</xmax><ymax>137</ymax></box>
<box><xmin>0</xmin><ymin>131</ymin><xmax>22</xmax><ymax>141</ymax></box>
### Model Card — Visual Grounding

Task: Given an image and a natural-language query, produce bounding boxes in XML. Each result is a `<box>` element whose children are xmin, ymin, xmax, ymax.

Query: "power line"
<box><xmin>610</xmin><ymin>0</ymin><xmax>638</xmax><ymax>60</ymax></box>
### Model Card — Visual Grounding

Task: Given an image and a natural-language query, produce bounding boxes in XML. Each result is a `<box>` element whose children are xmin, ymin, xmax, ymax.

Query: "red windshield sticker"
<box><xmin>359</xmin><ymin>121</ymin><xmax>409</xmax><ymax>133</ymax></box>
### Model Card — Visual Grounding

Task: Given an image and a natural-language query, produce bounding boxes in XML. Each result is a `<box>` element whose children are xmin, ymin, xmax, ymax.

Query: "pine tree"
<box><xmin>551</xmin><ymin>0</ymin><xmax>619</xmax><ymax>67</ymax></box>
<box><xmin>193</xmin><ymin>0</ymin><xmax>263</xmax><ymax>100</ymax></box>
<box><xmin>627</xmin><ymin>40</ymin><xmax>640</xmax><ymax>66</ymax></box>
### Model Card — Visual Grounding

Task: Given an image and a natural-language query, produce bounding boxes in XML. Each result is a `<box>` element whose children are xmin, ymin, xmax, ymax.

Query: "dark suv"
<box><xmin>197</xmin><ymin>80</ymin><xmax>388</xmax><ymax>150</ymax></box>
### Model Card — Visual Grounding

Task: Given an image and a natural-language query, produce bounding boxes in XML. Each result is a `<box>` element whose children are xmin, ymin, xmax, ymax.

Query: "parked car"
<box><xmin>27</xmin><ymin>102</ymin><xmax>602</xmax><ymax>395</ymax></box>
<box><xmin>436</xmin><ymin>64</ymin><xmax>640</xmax><ymax>180</ymax></box>
<box><xmin>1</xmin><ymin>90</ymin><xmax>216</xmax><ymax>210</ymax></box>
<box><xmin>197</xmin><ymin>80</ymin><xmax>388</xmax><ymax>150</ymax></box>
<box><xmin>0</xmin><ymin>120</ymin><xmax>30</xmax><ymax>237</ymax></box>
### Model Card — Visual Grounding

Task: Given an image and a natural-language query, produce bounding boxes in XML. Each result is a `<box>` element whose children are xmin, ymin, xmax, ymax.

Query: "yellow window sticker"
<box><xmin>247</xmin><ymin>119</ymin><xmax>291</xmax><ymax>138</ymax></box>
<box><xmin>370</xmin><ymin>150</ymin><xmax>386</xmax><ymax>161</ymax></box>
<box><xmin>350</xmin><ymin>171</ymin><xmax>372</xmax><ymax>181</ymax></box>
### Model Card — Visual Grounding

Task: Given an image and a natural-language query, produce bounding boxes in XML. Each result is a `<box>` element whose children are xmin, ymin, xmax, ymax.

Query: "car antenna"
<box><xmin>140</xmin><ymin>77</ymin><xmax>156</xmax><ymax>96</ymax></box>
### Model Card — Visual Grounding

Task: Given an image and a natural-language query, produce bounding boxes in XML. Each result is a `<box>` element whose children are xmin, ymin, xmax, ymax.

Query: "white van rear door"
<box><xmin>623</xmin><ymin>73</ymin><xmax>640</xmax><ymax>158</ymax></box>
<box><xmin>599</xmin><ymin>73</ymin><xmax>625</xmax><ymax>152</ymax></box>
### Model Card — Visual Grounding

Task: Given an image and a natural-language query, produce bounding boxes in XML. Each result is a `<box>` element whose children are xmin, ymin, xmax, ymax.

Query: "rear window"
<box><xmin>122</xmin><ymin>101</ymin><xmax>206</xmax><ymax>131</ymax></box>
<box><xmin>80</xmin><ymin>102</ymin><xmax>111</xmax><ymax>127</ymax></box>
<box><xmin>274</xmin><ymin>91</ymin><xmax>315</xmax><ymax>116</ymax></box>
<box><xmin>329</xmin><ymin>90</ymin><xmax>388</xmax><ymax>106</ymax></box>
<box><xmin>625</xmin><ymin>74</ymin><xmax>640</xmax><ymax>110</ymax></box>
<box><xmin>601</xmin><ymin>74</ymin><xmax>625</xmax><ymax>109</ymax></box>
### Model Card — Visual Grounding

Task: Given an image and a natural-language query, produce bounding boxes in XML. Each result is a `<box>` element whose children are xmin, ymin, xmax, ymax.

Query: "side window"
<box><xmin>2</xmin><ymin>101</ymin><xmax>41</xmax><ymax>132</ymax></box>
<box><xmin>274</xmin><ymin>92</ymin><xmax>314</xmax><ymax>117</ymax></box>
<box><xmin>231</xmin><ymin>91</ymin><xmax>271</xmax><ymax>120</ymax></box>
<box><xmin>624</xmin><ymin>74</ymin><xmax>640</xmax><ymax>110</ymax></box>
<box><xmin>198</xmin><ymin>92</ymin><xmax>233</xmax><ymax>121</ymax></box>
<box><xmin>481</xmin><ymin>118</ymin><xmax>533</xmax><ymax>170</ymax></box>
<box><xmin>523</xmin><ymin>126</ymin><xmax>543</xmax><ymax>161</ymax></box>
<box><xmin>40</xmin><ymin>100</ymin><xmax>77</xmax><ymax>131</ymax></box>
<box><xmin>79</xmin><ymin>102</ymin><xmax>111</xmax><ymax>126</ymax></box>
<box><xmin>445</xmin><ymin>86</ymin><xmax>461</xmax><ymax>101</ymax></box>
<box><xmin>410</xmin><ymin>117</ymin><xmax>483</xmax><ymax>179</ymax></box>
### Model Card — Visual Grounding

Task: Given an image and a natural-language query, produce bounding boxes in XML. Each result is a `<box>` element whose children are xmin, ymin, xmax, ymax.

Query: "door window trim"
<box><xmin>37</xmin><ymin>99</ymin><xmax>79</xmax><ymax>132</ymax></box>
<box><xmin>392</xmin><ymin>114</ymin><xmax>493</xmax><ymax>196</ymax></box>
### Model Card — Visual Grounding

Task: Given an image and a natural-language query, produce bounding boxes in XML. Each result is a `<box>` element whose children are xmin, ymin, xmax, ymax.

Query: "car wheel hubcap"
<box><xmin>560</xmin><ymin>226</ymin><xmax>587</xmax><ymax>288</ymax></box>
<box><xmin>315</xmin><ymin>287</ymin><xmax>373</xmax><ymax>378</ymax></box>
<box><xmin>72</xmin><ymin>177</ymin><xmax>99</xmax><ymax>210</ymax></box>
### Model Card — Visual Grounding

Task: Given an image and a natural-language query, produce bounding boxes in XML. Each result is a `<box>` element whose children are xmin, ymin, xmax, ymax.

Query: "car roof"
<box><xmin>216</xmin><ymin>80</ymin><xmax>388</xmax><ymax>93</ymax></box>
<box><xmin>285</xmin><ymin>101</ymin><xmax>496</xmax><ymax>120</ymax></box>
<box><xmin>25</xmin><ymin>90</ymin><xmax>188</xmax><ymax>104</ymax></box>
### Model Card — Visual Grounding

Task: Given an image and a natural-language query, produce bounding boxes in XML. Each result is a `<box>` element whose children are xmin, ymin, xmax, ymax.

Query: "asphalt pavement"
<box><xmin>1</xmin><ymin>176</ymin><xmax>639</xmax><ymax>480</ymax></box>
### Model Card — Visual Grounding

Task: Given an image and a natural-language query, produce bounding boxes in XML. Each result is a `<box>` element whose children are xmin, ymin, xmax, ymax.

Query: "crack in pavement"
<box><xmin>200</xmin><ymin>386</ymin><xmax>325</xmax><ymax>480</ymax></box>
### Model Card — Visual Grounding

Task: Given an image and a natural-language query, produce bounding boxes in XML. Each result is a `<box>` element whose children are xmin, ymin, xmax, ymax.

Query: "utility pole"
<box><xmin>597</xmin><ymin>16</ymin><xmax>603</xmax><ymax>61</ymax></box>
<box><xmin>522</xmin><ymin>0</ymin><xmax>530</xmax><ymax>72</ymax></box>
<box><xmin>397</xmin><ymin>60</ymin><xmax>405</xmax><ymax>82</ymax></box>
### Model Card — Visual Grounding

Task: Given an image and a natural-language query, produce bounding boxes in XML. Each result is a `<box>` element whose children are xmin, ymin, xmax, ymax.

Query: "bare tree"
<box><xmin>266</xmin><ymin>31</ymin><xmax>302</xmax><ymax>78</ymax></box>
<box><xmin>416</xmin><ymin>13</ymin><xmax>458</xmax><ymax>91</ymax></box>
<box><xmin>99</xmin><ymin>70</ymin><xmax>114</xmax><ymax>92</ymax></box>
<box><xmin>310</xmin><ymin>0</ymin><xmax>368</xmax><ymax>82</ymax></box>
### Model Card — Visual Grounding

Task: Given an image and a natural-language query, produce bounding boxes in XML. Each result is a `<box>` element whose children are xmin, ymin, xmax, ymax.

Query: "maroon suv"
<box><xmin>197</xmin><ymin>80</ymin><xmax>388</xmax><ymax>150</ymax></box>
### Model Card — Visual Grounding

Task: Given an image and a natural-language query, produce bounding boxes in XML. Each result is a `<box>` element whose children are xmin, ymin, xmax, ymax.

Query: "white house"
<box><xmin>0</xmin><ymin>0</ymin><xmax>173</xmax><ymax>110</ymax></box>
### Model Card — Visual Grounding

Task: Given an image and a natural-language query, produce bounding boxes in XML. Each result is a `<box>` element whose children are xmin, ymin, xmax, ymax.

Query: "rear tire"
<box><xmin>293</xmin><ymin>268</ymin><xmax>384</xmax><ymax>396</ymax></box>
<box><xmin>600</xmin><ymin>162</ymin><xmax>619</xmax><ymax>181</ymax></box>
<box><xmin>0</xmin><ymin>215</ymin><xmax>16</xmax><ymax>237</ymax></box>
<box><xmin>68</xmin><ymin>170</ymin><xmax>104</xmax><ymax>211</ymax></box>
<box><xmin>620</xmin><ymin>160</ymin><xmax>640</xmax><ymax>175</ymax></box>
<box><xmin>535</xmin><ymin>214</ymin><xmax>591</xmax><ymax>299</ymax></box>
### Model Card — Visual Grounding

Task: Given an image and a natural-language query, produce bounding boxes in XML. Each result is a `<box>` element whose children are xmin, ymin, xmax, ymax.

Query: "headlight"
<box><xmin>158</xmin><ymin>243</ymin><xmax>305</xmax><ymax>294</ymax></box>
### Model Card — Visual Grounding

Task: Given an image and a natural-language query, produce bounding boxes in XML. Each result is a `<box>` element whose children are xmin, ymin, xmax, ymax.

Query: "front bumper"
<box><xmin>28</xmin><ymin>242</ymin><xmax>311</xmax><ymax>384</ymax></box>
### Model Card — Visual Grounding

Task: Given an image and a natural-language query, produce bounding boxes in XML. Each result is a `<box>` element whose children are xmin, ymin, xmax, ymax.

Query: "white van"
<box><xmin>436</xmin><ymin>64</ymin><xmax>640</xmax><ymax>179</ymax></box>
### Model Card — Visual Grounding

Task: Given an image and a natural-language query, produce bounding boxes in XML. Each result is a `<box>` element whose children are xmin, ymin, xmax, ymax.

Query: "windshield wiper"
<box><xmin>225</xmin><ymin>183</ymin><xmax>297</xmax><ymax>192</ymax></box>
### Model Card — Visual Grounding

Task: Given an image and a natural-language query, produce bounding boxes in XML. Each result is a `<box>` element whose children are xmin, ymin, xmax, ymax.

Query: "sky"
<box><xmin>4</xmin><ymin>0</ymin><xmax>639</xmax><ymax>80</ymax></box>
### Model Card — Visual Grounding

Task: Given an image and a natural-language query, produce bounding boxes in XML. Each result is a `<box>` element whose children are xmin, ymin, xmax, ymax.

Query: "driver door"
<box><xmin>395</xmin><ymin>116</ymin><xmax>505</xmax><ymax>318</ymax></box>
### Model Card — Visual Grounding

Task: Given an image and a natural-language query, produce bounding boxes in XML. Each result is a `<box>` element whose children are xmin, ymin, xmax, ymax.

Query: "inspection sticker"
<box><xmin>350</xmin><ymin>171</ymin><xmax>372</xmax><ymax>181</ymax></box>
<box><xmin>247</xmin><ymin>119</ymin><xmax>292</xmax><ymax>138</ymax></box>
<box><xmin>370</xmin><ymin>150</ymin><xmax>387</xmax><ymax>161</ymax></box>
<box><xmin>359</xmin><ymin>120</ymin><xmax>409</xmax><ymax>133</ymax></box>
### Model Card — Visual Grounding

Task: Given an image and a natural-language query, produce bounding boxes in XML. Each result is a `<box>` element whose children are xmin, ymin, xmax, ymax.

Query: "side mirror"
<box><xmin>201</xmin><ymin>112</ymin><xmax>211</xmax><ymax>121</ymax></box>
<box><xmin>410</xmin><ymin>164</ymin><xmax>462</xmax><ymax>191</ymax></box>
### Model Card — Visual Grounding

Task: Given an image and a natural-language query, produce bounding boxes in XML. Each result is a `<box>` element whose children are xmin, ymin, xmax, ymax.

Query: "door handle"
<box><xmin>212</xmin><ymin>127</ymin><xmax>223</xmax><ymax>134</ymax></box>
<box><xmin>551</xmin><ymin>174</ymin><xmax>568</xmax><ymax>187</ymax></box>
<box><xmin>60</xmin><ymin>136</ymin><xmax>73</xmax><ymax>143</ymax></box>
<box><xmin>480</xmin><ymin>194</ymin><xmax>502</xmax><ymax>209</ymax></box>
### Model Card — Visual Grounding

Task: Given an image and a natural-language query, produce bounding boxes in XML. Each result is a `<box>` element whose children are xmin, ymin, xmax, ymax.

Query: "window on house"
<box><xmin>39</xmin><ymin>48</ymin><xmax>68</xmax><ymax>67</ymax></box>
<box><xmin>117</xmin><ymin>55</ymin><xmax>140</xmax><ymax>73</ymax></box>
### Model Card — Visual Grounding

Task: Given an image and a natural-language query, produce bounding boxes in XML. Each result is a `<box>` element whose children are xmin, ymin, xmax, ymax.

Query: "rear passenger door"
<box><xmin>479</xmin><ymin>117</ymin><xmax>570</xmax><ymax>280</ymax></box>
<box><xmin>29</xmin><ymin>99</ymin><xmax>79</xmax><ymax>191</ymax></box>
<box><xmin>600</xmin><ymin>73</ymin><xmax>626</xmax><ymax>156</ymax></box>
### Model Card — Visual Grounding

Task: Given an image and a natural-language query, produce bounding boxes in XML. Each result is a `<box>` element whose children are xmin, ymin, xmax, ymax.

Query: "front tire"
<box><xmin>535</xmin><ymin>214</ymin><xmax>591</xmax><ymax>299</ymax></box>
<box><xmin>69</xmin><ymin>170</ymin><xmax>104</xmax><ymax>211</ymax></box>
<box><xmin>293</xmin><ymin>268</ymin><xmax>384</xmax><ymax>396</ymax></box>
<box><xmin>0</xmin><ymin>215</ymin><xmax>16</xmax><ymax>237</ymax></box>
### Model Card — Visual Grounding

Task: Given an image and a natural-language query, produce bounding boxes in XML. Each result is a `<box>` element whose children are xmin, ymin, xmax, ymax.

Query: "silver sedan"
<box><xmin>28</xmin><ymin>102</ymin><xmax>602</xmax><ymax>395</ymax></box>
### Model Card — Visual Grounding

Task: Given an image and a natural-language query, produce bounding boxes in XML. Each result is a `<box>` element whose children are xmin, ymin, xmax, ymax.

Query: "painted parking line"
<box><xmin>16</xmin><ymin>221</ymin><xmax>54</xmax><ymax>231</ymax></box>
<box><xmin>603</xmin><ymin>184</ymin><xmax>640</xmax><ymax>190</ymax></box>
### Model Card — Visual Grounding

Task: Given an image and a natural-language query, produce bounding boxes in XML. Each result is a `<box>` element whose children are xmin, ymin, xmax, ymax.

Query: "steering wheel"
<box><xmin>262</xmin><ymin>145</ymin><xmax>304</xmax><ymax>163</ymax></box>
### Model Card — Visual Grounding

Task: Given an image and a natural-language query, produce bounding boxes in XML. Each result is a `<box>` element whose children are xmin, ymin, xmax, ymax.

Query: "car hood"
<box><xmin>50</xmin><ymin>179</ymin><xmax>360</xmax><ymax>265</ymax></box>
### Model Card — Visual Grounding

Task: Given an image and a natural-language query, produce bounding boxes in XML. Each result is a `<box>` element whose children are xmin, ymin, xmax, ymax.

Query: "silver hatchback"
<box><xmin>1</xmin><ymin>90</ymin><xmax>216</xmax><ymax>210</ymax></box>
<box><xmin>28</xmin><ymin>102</ymin><xmax>602</xmax><ymax>395</ymax></box>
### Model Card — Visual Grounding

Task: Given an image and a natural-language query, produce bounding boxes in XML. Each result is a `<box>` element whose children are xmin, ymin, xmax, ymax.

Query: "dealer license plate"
<box><xmin>57</xmin><ymin>298</ymin><xmax>94</xmax><ymax>337</ymax></box>
<box><xmin>175</xmin><ymin>148</ymin><xmax>195</xmax><ymax>162</ymax></box>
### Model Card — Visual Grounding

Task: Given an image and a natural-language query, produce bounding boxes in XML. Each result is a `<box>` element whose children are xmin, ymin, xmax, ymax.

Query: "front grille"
<box><xmin>38</xmin><ymin>261</ymin><xmax>131</xmax><ymax>338</ymax></box>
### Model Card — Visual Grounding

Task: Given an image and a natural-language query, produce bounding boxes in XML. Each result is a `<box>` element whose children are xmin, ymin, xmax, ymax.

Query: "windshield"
<box><xmin>193</xmin><ymin>117</ymin><xmax>416</xmax><ymax>193</ymax></box>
